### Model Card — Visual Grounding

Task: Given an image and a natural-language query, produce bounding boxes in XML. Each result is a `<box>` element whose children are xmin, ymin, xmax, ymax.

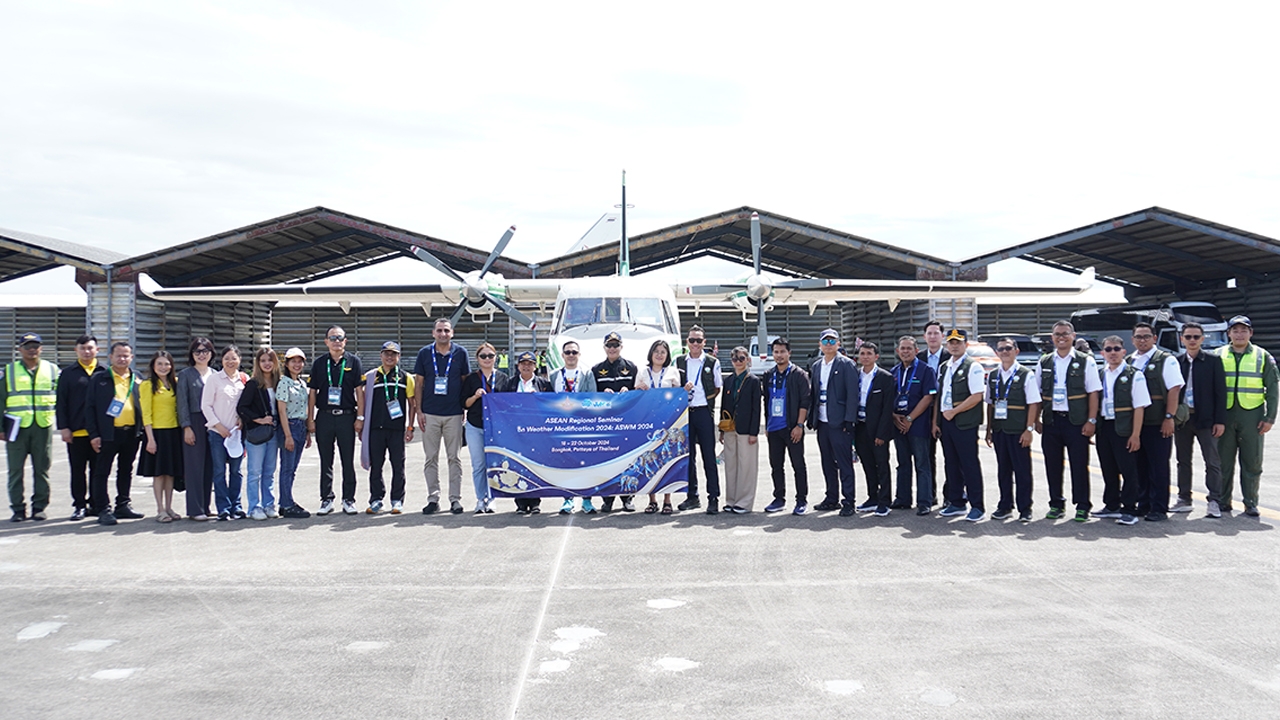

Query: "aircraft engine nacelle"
<box><xmin>729</xmin><ymin>292</ymin><xmax>774</xmax><ymax>315</ymax></box>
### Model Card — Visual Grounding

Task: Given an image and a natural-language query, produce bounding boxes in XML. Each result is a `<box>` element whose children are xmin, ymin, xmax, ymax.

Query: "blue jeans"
<box><xmin>245</xmin><ymin>429</ymin><xmax>278</xmax><ymax>513</ymax></box>
<box><xmin>277</xmin><ymin>419</ymin><xmax>307</xmax><ymax>509</ymax></box>
<box><xmin>893</xmin><ymin>433</ymin><xmax>933</xmax><ymax>509</ymax></box>
<box><xmin>465</xmin><ymin>422</ymin><xmax>490</xmax><ymax>504</ymax></box>
<box><xmin>209</xmin><ymin>430</ymin><xmax>243</xmax><ymax>515</ymax></box>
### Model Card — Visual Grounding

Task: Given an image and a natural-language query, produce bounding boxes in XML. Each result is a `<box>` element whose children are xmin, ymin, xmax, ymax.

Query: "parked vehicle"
<box><xmin>978</xmin><ymin>333</ymin><xmax>1041</xmax><ymax>367</ymax></box>
<box><xmin>1070</xmin><ymin>301</ymin><xmax>1227</xmax><ymax>354</ymax></box>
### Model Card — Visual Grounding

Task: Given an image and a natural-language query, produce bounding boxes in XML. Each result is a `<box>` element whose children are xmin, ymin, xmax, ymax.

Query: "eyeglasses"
<box><xmin>820</xmin><ymin>338</ymin><xmax>837</xmax><ymax>345</ymax></box>
<box><xmin>996</xmin><ymin>346</ymin><xmax>1016</xmax><ymax>352</ymax></box>
<box><xmin>194</xmin><ymin>349</ymin><xmax>212</xmax><ymax>355</ymax></box>
<box><xmin>1103</xmin><ymin>346</ymin><xmax>1125</xmax><ymax>353</ymax></box>
<box><xmin>605</xmin><ymin>343</ymin><xmax>621</xmax><ymax>349</ymax></box>
<box><xmin>687</xmin><ymin>338</ymin><xmax>704</xmax><ymax>344</ymax></box>
<box><xmin>1182</xmin><ymin>334</ymin><xmax>1203</xmax><ymax>340</ymax></box>
<box><xmin>327</xmin><ymin>335</ymin><xmax>346</xmax><ymax>342</ymax></box>
<box><xmin>477</xmin><ymin>353</ymin><xmax>495</xmax><ymax>360</ymax></box>
<box><xmin>563</xmin><ymin>350</ymin><xmax>579</xmax><ymax>355</ymax></box>
<box><xmin>1052</xmin><ymin>331</ymin><xmax>1072</xmax><ymax>337</ymax></box>
<box><xmin>1133</xmin><ymin>334</ymin><xmax>1154</xmax><ymax>340</ymax></box>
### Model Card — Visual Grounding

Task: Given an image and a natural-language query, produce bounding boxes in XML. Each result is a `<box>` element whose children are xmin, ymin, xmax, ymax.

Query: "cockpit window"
<box><xmin>557</xmin><ymin>297</ymin><xmax>672</xmax><ymax>332</ymax></box>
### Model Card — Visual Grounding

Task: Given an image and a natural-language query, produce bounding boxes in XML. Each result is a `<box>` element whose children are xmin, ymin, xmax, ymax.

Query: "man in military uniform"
<box><xmin>2</xmin><ymin>333</ymin><xmax>59</xmax><ymax>522</ymax></box>
<box><xmin>1038</xmin><ymin>320</ymin><xmax>1101</xmax><ymax>522</ymax></box>
<box><xmin>592</xmin><ymin>332</ymin><xmax>639</xmax><ymax>512</ymax></box>
<box><xmin>1217</xmin><ymin>315</ymin><xmax>1278</xmax><ymax>517</ymax></box>
<box><xmin>984</xmin><ymin>336</ymin><xmax>1041</xmax><ymax>523</ymax></box>
<box><xmin>1127</xmin><ymin>322</ymin><xmax>1183</xmax><ymax>521</ymax></box>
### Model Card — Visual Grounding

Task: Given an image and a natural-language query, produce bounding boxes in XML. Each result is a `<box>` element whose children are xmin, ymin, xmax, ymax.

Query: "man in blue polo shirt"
<box><xmin>414</xmin><ymin>318</ymin><xmax>470</xmax><ymax>515</ymax></box>
<box><xmin>889</xmin><ymin>335</ymin><xmax>937</xmax><ymax>515</ymax></box>
<box><xmin>761</xmin><ymin>338</ymin><xmax>811</xmax><ymax>516</ymax></box>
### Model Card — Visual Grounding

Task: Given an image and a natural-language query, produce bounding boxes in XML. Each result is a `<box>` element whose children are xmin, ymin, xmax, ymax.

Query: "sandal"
<box><xmin>661</xmin><ymin>503</ymin><xmax>673</xmax><ymax>515</ymax></box>
<box><xmin>156</xmin><ymin>514</ymin><xmax>173</xmax><ymax>523</ymax></box>
<box><xmin>644</xmin><ymin>502</ymin><xmax>659</xmax><ymax>514</ymax></box>
<box><xmin>167</xmin><ymin>509</ymin><xmax>181</xmax><ymax>520</ymax></box>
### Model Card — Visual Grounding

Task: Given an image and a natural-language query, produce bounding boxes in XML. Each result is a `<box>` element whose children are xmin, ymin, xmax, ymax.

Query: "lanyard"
<box><xmin>728</xmin><ymin>371</ymin><xmax>746</xmax><ymax>402</ymax></box>
<box><xmin>561</xmin><ymin>368</ymin><xmax>578</xmax><ymax>392</ymax></box>
<box><xmin>773</xmin><ymin>365</ymin><xmax>789</xmax><ymax>392</ymax></box>
<box><xmin>328</xmin><ymin>356</ymin><xmax>346</xmax><ymax>388</ymax></box>
<box><xmin>482</xmin><ymin>371</ymin><xmax>494</xmax><ymax>394</ymax></box>
<box><xmin>434</xmin><ymin>347</ymin><xmax>454</xmax><ymax>381</ymax></box>
<box><xmin>996</xmin><ymin>368</ymin><xmax>1015</xmax><ymax>401</ymax></box>
<box><xmin>115</xmin><ymin>371</ymin><xmax>135</xmax><ymax>400</ymax></box>
<box><xmin>895</xmin><ymin>361</ymin><xmax>916</xmax><ymax>395</ymax></box>
<box><xmin>381</xmin><ymin>367</ymin><xmax>399</xmax><ymax>404</ymax></box>
<box><xmin>648</xmin><ymin>367</ymin><xmax>665</xmax><ymax>389</ymax></box>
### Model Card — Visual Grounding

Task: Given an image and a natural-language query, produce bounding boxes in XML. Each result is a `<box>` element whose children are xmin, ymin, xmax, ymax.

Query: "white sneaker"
<box><xmin>367</xmin><ymin>500</ymin><xmax>383</xmax><ymax>514</ymax></box>
<box><xmin>317</xmin><ymin>499</ymin><xmax>335</xmax><ymax>515</ymax></box>
<box><xmin>475</xmin><ymin>501</ymin><xmax>486</xmax><ymax>515</ymax></box>
<box><xmin>1170</xmin><ymin>498</ymin><xmax>1193</xmax><ymax>513</ymax></box>
<box><xmin>265</xmin><ymin>506</ymin><xmax>279</xmax><ymax>519</ymax></box>
<box><xmin>250</xmin><ymin>508</ymin><xmax>268</xmax><ymax>521</ymax></box>
<box><xmin>390</xmin><ymin>500</ymin><xmax>403</xmax><ymax>514</ymax></box>
<box><xmin>1205</xmin><ymin>500</ymin><xmax>1221</xmax><ymax>519</ymax></box>
<box><xmin>342</xmin><ymin>500</ymin><xmax>357</xmax><ymax>515</ymax></box>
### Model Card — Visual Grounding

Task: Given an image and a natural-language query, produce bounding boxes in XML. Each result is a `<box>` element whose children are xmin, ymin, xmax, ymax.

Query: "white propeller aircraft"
<box><xmin>138</xmin><ymin>214</ymin><xmax>1094</xmax><ymax>372</ymax></box>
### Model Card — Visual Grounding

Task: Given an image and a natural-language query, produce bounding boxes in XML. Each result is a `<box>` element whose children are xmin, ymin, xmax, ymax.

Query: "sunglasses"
<box><xmin>1103</xmin><ymin>345</ymin><xmax>1125</xmax><ymax>353</ymax></box>
<box><xmin>605</xmin><ymin>343</ymin><xmax>621</xmax><ymax>349</ymax></box>
<box><xmin>996</xmin><ymin>346</ymin><xmax>1016</xmax><ymax>352</ymax></box>
<box><xmin>1182</xmin><ymin>334</ymin><xmax>1203</xmax><ymax>340</ymax></box>
<box><xmin>194</xmin><ymin>348</ymin><xmax>212</xmax><ymax>354</ymax></box>
<box><xmin>477</xmin><ymin>353</ymin><xmax>496</xmax><ymax>360</ymax></box>
<box><xmin>1133</xmin><ymin>334</ymin><xmax>1154</xmax><ymax>340</ymax></box>
<box><xmin>820</xmin><ymin>338</ymin><xmax>837</xmax><ymax>345</ymax></box>
<box><xmin>687</xmin><ymin>338</ymin><xmax>704</xmax><ymax>344</ymax></box>
<box><xmin>327</xmin><ymin>335</ymin><xmax>346</xmax><ymax>342</ymax></box>
<box><xmin>563</xmin><ymin>350</ymin><xmax>579</xmax><ymax>355</ymax></box>
<box><xmin>731</xmin><ymin>356</ymin><xmax>748</xmax><ymax>362</ymax></box>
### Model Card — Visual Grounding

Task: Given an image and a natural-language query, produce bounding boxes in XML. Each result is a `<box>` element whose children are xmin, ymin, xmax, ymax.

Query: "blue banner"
<box><xmin>482</xmin><ymin>390</ymin><xmax>689</xmax><ymax>498</ymax></box>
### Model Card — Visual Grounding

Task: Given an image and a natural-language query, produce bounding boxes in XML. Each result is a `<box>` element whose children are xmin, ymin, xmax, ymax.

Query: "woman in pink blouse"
<box><xmin>201</xmin><ymin>345</ymin><xmax>247</xmax><ymax>521</ymax></box>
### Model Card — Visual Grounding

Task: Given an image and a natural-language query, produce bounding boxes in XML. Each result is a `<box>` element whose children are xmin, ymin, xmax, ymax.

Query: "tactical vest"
<box><xmin>1221</xmin><ymin>344</ymin><xmax>1270</xmax><ymax>411</ymax></box>
<box><xmin>1129</xmin><ymin>348</ymin><xmax>1172</xmax><ymax>426</ymax></box>
<box><xmin>677</xmin><ymin>354</ymin><xmax>719</xmax><ymax>404</ymax></box>
<box><xmin>5</xmin><ymin>360</ymin><xmax>58</xmax><ymax>428</ymax></box>
<box><xmin>987</xmin><ymin>364</ymin><xmax>1031</xmax><ymax>434</ymax></box>
<box><xmin>945</xmin><ymin>357</ymin><xmax>983</xmax><ymax>430</ymax></box>
<box><xmin>1040</xmin><ymin>350</ymin><xmax>1091</xmax><ymax>426</ymax></box>
<box><xmin>1100</xmin><ymin>364</ymin><xmax>1139</xmax><ymax>437</ymax></box>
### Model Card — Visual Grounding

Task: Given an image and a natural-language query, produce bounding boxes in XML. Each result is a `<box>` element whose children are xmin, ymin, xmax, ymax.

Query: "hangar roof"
<box><xmin>535</xmin><ymin>207</ymin><xmax>978</xmax><ymax>281</ymax></box>
<box><xmin>958</xmin><ymin>207</ymin><xmax>1280</xmax><ymax>291</ymax></box>
<box><xmin>112</xmin><ymin>207</ymin><xmax>535</xmax><ymax>286</ymax></box>
<box><xmin>0</xmin><ymin>226</ymin><xmax>127</xmax><ymax>282</ymax></box>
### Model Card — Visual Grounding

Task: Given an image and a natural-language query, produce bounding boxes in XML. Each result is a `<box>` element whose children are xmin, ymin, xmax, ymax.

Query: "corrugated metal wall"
<box><xmin>680</xmin><ymin>305</ymin><xmax>843</xmax><ymax>358</ymax></box>
<box><xmin>0</xmin><ymin>307</ymin><xmax>88</xmax><ymax>366</ymax></box>
<box><xmin>1134</xmin><ymin>279</ymin><xmax>1280</xmax><ymax>354</ymax></box>
<box><xmin>977</xmin><ymin>303</ymin><xmax>1103</xmax><ymax>337</ymax></box>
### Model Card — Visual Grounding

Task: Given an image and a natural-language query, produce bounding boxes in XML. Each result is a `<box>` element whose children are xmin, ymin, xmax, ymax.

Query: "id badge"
<box><xmin>896</xmin><ymin>395</ymin><xmax>909</xmax><ymax>412</ymax></box>
<box><xmin>1103</xmin><ymin>397</ymin><xmax>1115</xmax><ymax>418</ymax></box>
<box><xmin>327</xmin><ymin>387</ymin><xmax>341</xmax><ymax>406</ymax></box>
<box><xmin>819</xmin><ymin>391</ymin><xmax>828</xmax><ymax>404</ymax></box>
<box><xmin>434</xmin><ymin>377</ymin><xmax>448</xmax><ymax>395</ymax></box>
<box><xmin>1186</xmin><ymin>386</ymin><xmax>1195</xmax><ymax>408</ymax></box>
<box><xmin>387</xmin><ymin>402</ymin><xmax>404</xmax><ymax>420</ymax></box>
<box><xmin>1053</xmin><ymin>385</ymin><xmax>1067</xmax><ymax>404</ymax></box>
<box><xmin>858</xmin><ymin>406</ymin><xmax>867</xmax><ymax>420</ymax></box>
<box><xmin>771</xmin><ymin>398</ymin><xmax>784</xmax><ymax>417</ymax></box>
<box><xmin>994</xmin><ymin>400</ymin><xmax>1008</xmax><ymax>420</ymax></box>
<box><xmin>106</xmin><ymin>398</ymin><xmax>125</xmax><ymax>418</ymax></box>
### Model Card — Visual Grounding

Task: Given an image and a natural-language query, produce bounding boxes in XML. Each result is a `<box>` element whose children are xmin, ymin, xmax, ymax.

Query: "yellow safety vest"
<box><xmin>1220</xmin><ymin>343</ymin><xmax>1269</xmax><ymax>410</ymax></box>
<box><xmin>5</xmin><ymin>360</ymin><xmax>58</xmax><ymax>428</ymax></box>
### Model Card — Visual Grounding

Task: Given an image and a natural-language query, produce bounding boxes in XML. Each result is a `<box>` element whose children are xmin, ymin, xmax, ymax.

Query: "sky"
<box><xmin>3</xmin><ymin>0</ymin><xmax>1279</xmax><ymax>304</ymax></box>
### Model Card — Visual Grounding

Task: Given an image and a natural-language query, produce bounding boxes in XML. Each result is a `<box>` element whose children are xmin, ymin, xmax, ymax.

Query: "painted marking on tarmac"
<box><xmin>17</xmin><ymin>621</ymin><xmax>65</xmax><ymax>641</ymax></box>
<box><xmin>0</xmin><ymin>562</ymin><xmax>25</xmax><ymax>572</ymax></box>
<box><xmin>67</xmin><ymin>639</ymin><xmax>118</xmax><ymax>652</ymax></box>
<box><xmin>919</xmin><ymin>687</ymin><xmax>958</xmax><ymax>706</ymax></box>
<box><xmin>824</xmin><ymin>679</ymin><xmax>864</xmax><ymax>695</ymax></box>
<box><xmin>646</xmin><ymin>598</ymin><xmax>686</xmax><ymax>610</ymax></box>
<box><xmin>0</xmin><ymin>538</ymin><xmax>19</xmax><ymax>544</ymax></box>
<box><xmin>549</xmin><ymin>626</ymin><xmax>602</xmax><ymax>654</ymax></box>
<box><xmin>539</xmin><ymin>659</ymin><xmax>570</xmax><ymax>673</ymax></box>
<box><xmin>344</xmin><ymin>641</ymin><xmax>387</xmax><ymax>653</ymax></box>
<box><xmin>732</xmin><ymin>529</ymin><xmax>753</xmax><ymax>536</ymax></box>
<box><xmin>90</xmin><ymin>668</ymin><xmax>139</xmax><ymax>680</ymax></box>
<box><xmin>507</xmin><ymin>516</ymin><xmax>575</xmax><ymax>720</ymax></box>
<box><xmin>654</xmin><ymin>657</ymin><xmax>699</xmax><ymax>672</ymax></box>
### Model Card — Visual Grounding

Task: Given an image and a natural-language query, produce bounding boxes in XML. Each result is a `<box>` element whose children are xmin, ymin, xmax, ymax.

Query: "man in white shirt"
<box><xmin>1037</xmin><ymin>320</ymin><xmax>1102</xmax><ymax>522</ymax></box>
<box><xmin>983</xmin><ymin>337</ymin><xmax>1042</xmax><ymax>522</ymax></box>
<box><xmin>1096</xmin><ymin>335</ymin><xmax>1151</xmax><ymax>525</ymax></box>
<box><xmin>675</xmin><ymin>326</ymin><xmax>722</xmax><ymax>512</ymax></box>
<box><xmin>920</xmin><ymin>320</ymin><xmax>947</xmax><ymax>505</ymax></box>
<box><xmin>933</xmin><ymin>328</ymin><xmax>987</xmax><ymax>521</ymax></box>
<box><xmin>1127</xmin><ymin>322</ymin><xmax>1184</xmax><ymax>521</ymax></box>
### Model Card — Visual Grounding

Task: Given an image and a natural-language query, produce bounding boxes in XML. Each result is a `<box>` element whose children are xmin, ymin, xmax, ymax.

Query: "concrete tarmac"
<box><xmin>3</xmin><ymin>430</ymin><xmax>1279</xmax><ymax>719</ymax></box>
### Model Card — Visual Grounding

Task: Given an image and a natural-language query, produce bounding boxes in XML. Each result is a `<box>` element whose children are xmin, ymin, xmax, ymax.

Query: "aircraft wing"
<box><xmin>680</xmin><ymin>268</ymin><xmax>1094</xmax><ymax>303</ymax></box>
<box><xmin>138</xmin><ymin>274</ymin><xmax>463</xmax><ymax>305</ymax></box>
<box><xmin>501</xmin><ymin>280</ymin><xmax>567</xmax><ymax>303</ymax></box>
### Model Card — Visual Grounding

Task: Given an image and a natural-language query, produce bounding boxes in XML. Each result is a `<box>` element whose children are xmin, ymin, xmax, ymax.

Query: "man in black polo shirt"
<box><xmin>591</xmin><ymin>332</ymin><xmax>638</xmax><ymax>512</ymax></box>
<box><xmin>414</xmin><ymin>318</ymin><xmax>470</xmax><ymax>515</ymax></box>
<box><xmin>55</xmin><ymin>334</ymin><xmax>107</xmax><ymax>520</ymax></box>
<box><xmin>307</xmin><ymin>326</ymin><xmax>364</xmax><ymax>516</ymax></box>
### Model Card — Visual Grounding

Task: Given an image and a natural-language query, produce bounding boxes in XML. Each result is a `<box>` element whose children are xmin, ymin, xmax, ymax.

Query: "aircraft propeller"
<box><xmin>408</xmin><ymin>226</ymin><xmax>536</xmax><ymax>328</ymax></box>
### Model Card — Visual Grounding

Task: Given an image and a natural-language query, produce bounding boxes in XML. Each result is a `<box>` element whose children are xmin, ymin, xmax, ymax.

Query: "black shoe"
<box><xmin>813</xmin><ymin>500</ymin><xmax>841</xmax><ymax>512</ymax></box>
<box><xmin>839</xmin><ymin>505</ymin><xmax>856</xmax><ymax>517</ymax></box>
<box><xmin>1245</xmin><ymin>506</ymin><xmax>1261</xmax><ymax>517</ymax></box>
<box><xmin>916</xmin><ymin>506</ymin><xmax>932</xmax><ymax>516</ymax></box>
<box><xmin>677</xmin><ymin>496</ymin><xmax>701</xmax><ymax>511</ymax></box>
<box><xmin>70</xmin><ymin>507</ymin><xmax>86</xmax><ymax>521</ymax></box>
<box><xmin>530</xmin><ymin>507</ymin><xmax>541</xmax><ymax>515</ymax></box>
<box><xmin>98</xmin><ymin>510</ymin><xmax>118</xmax><ymax>526</ymax></box>
<box><xmin>602</xmin><ymin>497</ymin><xmax>616</xmax><ymax>513</ymax></box>
<box><xmin>705</xmin><ymin>497</ymin><xmax>719</xmax><ymax>515</ymax></box>
<box><xmin>113</xmin><ymin>504</ymin><xmax>144</xmax><ymax>520</ymax></box>
<box><xmin>217</xmin><ymin>511</ymin><xmax>231</xmax><ymax>521</ymax></box>
<box><xmin>232</xmin><ymin>509</ymin><xmax>247</xmax><ymax>520</ymax></box>
<box><xmin>1143</xmin><ymin>512</ymin><xmax>1166</xmax><ymax>522</ymax></box>
<box><xmin>281</xmin><ymin>505</ymin><xmax>311</xmax><ymax>519</ymax></box>
<box><xmin>422</xmin><ymin>501</ymin><xmax>440</xmax><ymax>515</ymax></box>
<box><xmin>890</xmin><ymin>501</ymin><xmax>910</xmax><ymax>510</ymax></box>
<box><xmin>10</xmin><ymin>510</ymin><xmax>26</xmax><ymax>522</ymax></box>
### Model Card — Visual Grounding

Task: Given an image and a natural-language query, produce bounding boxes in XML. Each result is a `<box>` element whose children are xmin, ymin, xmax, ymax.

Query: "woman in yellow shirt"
<box><xmin>139</xmin><ymin>351</ymin><xmax>183</xmax><ymax>523</ymax></box>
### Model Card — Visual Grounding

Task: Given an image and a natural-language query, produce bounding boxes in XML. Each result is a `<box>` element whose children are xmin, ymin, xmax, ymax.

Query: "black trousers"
<box><xmin>766</xmin><ymin>428</ymin><xmax>808</xmax><ymax>503</ymax></box>
<box><xmin>686</xmin><ymin>406</ymin><xmax>719</xmax><ymax>499</ymax></box>
<box><xmin>368</xmin><ymin>427</ymin><xmax>406</xmax><ymax>504</ymax></box>
<box><xmin>1096</xmin><ymin>420</ymin><xmax>1141</xmax><ymax>514</ymax></box>
<box><xmin>992</xmin><ymin>431</ymin><xmax>1034</xmax><ymax>514</ymax></box>
<box><xmin>90</xmin><ymin>431</ymin><xmax>139</xmax><ymax>513</ymax></box>
<box><xmin>816</xmin><ymin>421</ymin><xmax>856</xmax><ymax>507</ymax></box>
<box><xmin>66</xmin><ymin>435</ymin><xmax>94</xmax><ymax>510</ymax></box>
<box><xmin>853</xmin><ymin>423</ymin><xmax>892</xmax><ymax>507</ymax></box>
<box><xmin>1041</xmin><ymin>413</ymin><xmax>1092</xmax><ymax>511</ymax></box>
<box><xmin>1134</xmin><ymin>424</ymin><xmax>1172</xmax><ymax>517</ymax></box>
<box><xmin>315</xmin><ymin>412</ymin><xmax>357</xmax><ymax>503</ymax></box>
<box><xmin>940</xmin><ymin>419</ymin><xmax>983</xmax><ymax>510</ymax></box>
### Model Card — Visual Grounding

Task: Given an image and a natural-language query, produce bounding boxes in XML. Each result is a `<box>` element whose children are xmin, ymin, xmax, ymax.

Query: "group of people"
<box><xmin>3</xmin><ymin>313</ymin><xmax>1275</xmax><ymax>527</ymax></box>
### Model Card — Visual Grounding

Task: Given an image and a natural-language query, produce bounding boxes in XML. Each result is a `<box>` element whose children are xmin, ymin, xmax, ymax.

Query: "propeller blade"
<box><xmin>486</xmin><ymin>293</ymin><xmax>537</xmax><ymax>328</ymax></box>
<box><xmin>684</xmin><ymin>284</ymin><xmax>746</xmax><ymax>295</ymax></box>
<box><xmin>409</xmin><ymin>246</ymin><xmax>466</xmax><ymax>283</ymax></box>
<box><xmin>478</xmin><ymin>226</ymin><xmax>516</xmax><ymax>278</ymax></box>
<box><xmin>448</xmin><ymin>298</ymin><xmax>468</xmax><ymax>326</ymax></box>
<box><xmin>775</xmin><ymin>278</ymin><xmax>832</xmax><ymax>290</ymax></box>
<box><xmin>757</xmin><ymin>302</ymin><xmax>769</xmax><ymax>360</ymax></box>
<box><xmin>750</xmin><ymin>212</ymin><xmax>762</xmax><ymax>275</ymax></box>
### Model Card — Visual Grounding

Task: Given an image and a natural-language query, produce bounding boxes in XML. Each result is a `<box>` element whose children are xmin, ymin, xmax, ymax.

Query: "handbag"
<box><xmin>245</xmin><ymin>422</ymin><xmax>274</xmax><ymax>445</ymax></box>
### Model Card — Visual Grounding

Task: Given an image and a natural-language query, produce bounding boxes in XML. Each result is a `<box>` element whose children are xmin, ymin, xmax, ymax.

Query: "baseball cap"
<box><xmin>515</xmin><ymin>351</ymin><xmax>536</xmax><ymax>363</ymax></box>
<box><xmin>819</xmin><ymin>328</ymin><xmax>839</xmax><ymax>340</ymax></box>
<box><xmin>16</xmin><ymin>332</ymin><xmax>42</xmax><ymax>346</ymax></box>
<box><xmin>284</xmin><ymin>347</ymin><xmax>306</xmax><ymax>360</ymax></box>
<box><xmin>381</xmin><ymin>341</ymin><xmax>402</xmax><ymax>353</ymax></box>
<box><xmin>603</xmin><ymin>332</ymin><xmax>622</xmax><ymax>345</ymax></box>
<box><xmin>945</xmin><ymin>328</ymin><xmax>968</xmax><ymax>342</ymax></box>
<box><xmin>1228</xmin><ymin>315</ymin><xmax>1252</xmax><ymax>329</ymax></box>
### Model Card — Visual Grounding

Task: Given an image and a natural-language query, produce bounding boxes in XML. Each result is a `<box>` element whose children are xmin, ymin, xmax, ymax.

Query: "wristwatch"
<box><xmin>1025</xmin><ymin>425</ymin><xmax>1036</xmax><ymax>433</ymax></box>
<box><xmin>356</xmin><ymin>415</ymin><xmax>365</xmax><ymax>421</ymax></box>
<box><xmin>1087</xmin><ymin>418</ymin><xmax>1097</xmax><ymax>425</ymax></box>
<box><xmin>1164</xmin><ymin>412</ymin><xmax>1173</xmax><ymax>419</ymax></box>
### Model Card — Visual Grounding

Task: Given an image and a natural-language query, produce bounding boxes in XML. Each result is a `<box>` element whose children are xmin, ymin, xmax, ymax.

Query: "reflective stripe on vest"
<box><xmin>5</xmin><ymin>360</ymin><xmax>57</xmax><ymax>428</ymax></box>
<box><xmin>1221</xmin><ymin>344</ymin><xmax>1267</xmax><ymax>410</ymax></box>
